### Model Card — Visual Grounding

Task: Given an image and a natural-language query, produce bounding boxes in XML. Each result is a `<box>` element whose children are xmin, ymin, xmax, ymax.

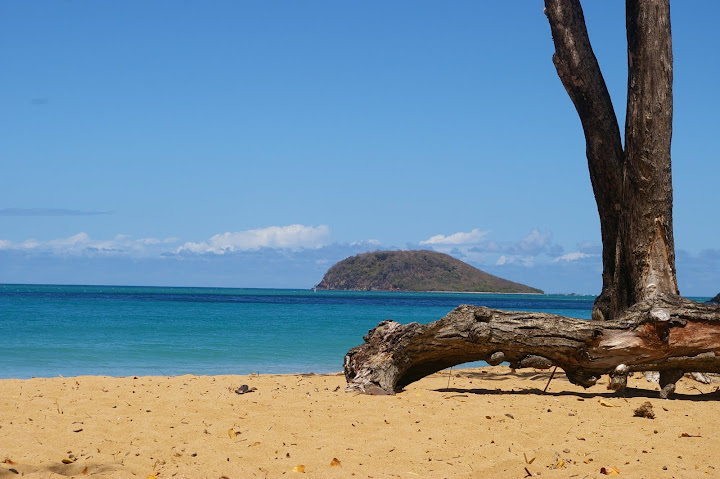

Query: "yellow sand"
<box><xmin>1</xmin><ymin>367</ymin><xmax>719</xmax><ymax>478</ymax></box>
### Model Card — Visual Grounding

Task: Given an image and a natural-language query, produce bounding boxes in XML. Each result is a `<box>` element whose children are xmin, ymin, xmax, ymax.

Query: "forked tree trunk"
<box><xmin>343</xmin><ymin>0</ymin><xmax>716</xmax><ymax>398</ymax></box>
<box><xmin>545</xmin><ymin>0</ymin><xmax>677</xmax><ymax>321</ymax></box>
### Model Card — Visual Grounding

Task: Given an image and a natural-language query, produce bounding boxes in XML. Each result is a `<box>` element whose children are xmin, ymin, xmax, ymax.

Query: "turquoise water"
<box><xmin>1</xmin><ymin>285</ymin><xmax>603</xmax><ymax>379</ymax></box>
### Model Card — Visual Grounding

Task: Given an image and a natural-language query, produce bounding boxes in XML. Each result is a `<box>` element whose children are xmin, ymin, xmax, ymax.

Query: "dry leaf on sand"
<box><xmin>633</xmin><ymin>401</ymin><xmax>655</xmax><ymax>419</ymax></box>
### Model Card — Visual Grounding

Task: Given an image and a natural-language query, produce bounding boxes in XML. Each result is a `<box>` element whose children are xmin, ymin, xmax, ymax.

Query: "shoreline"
<box><xmin>2</xmin><ymin>366</ymin><xmax>719</xmax><ymax>477</ymax></box>
<box><xmin>317</xmin><ymin>289</ymin><xmax>548</xmax><ymax>295</ymax></box>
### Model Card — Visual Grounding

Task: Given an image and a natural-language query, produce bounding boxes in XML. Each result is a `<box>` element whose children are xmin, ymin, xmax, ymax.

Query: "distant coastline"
<box><xmin>424</xmin><ymin>290</ymin><xmax>545</xmax><ymax>295</ymax></box>
<box><xmin>316</xmin><ymin>288</ymin><xmax>547</xmax><ymax>295</ymax></box>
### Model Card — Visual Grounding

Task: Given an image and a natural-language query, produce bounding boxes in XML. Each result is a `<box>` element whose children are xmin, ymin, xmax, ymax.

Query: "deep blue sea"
<box><xmin>1</xmin><ymin>284</ymin><xmax>684</xmax><ymax>380</ymax></box>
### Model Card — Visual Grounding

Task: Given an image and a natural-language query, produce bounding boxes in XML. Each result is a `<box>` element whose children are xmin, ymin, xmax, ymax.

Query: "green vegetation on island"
<box><xmin>315</xmin><ymin>250</ymin><xmax>543</xmax><ymax>293</ymax></box>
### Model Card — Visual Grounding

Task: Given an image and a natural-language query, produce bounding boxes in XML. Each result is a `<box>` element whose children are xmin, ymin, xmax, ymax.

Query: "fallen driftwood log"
<box><xmin>344</xmin><ymin>295</ymin><xmax>720</xmax><ymax>399</ymax></box>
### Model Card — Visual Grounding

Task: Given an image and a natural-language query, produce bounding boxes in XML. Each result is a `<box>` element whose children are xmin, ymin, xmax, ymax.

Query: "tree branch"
<box><xmin>544</xmin><ymin>0</ymin><xmax>625</xmax><ymax>319</ymax></box>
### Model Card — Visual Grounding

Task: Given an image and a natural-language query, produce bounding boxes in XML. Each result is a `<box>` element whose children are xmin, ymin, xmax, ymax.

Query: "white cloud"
<box><xmin>48</xmin><ymin>232</ymin><xmax>91</xmax><ymax>248</ymax></box>
<box><xmin>138</xmin><ymin>237</ymin><xmax>180</xmax><ymax>245</ymax></box>
<box><xmin>0</xmin><ymin>233</ymin><xmax>180</xmax><ymax>256</ymax></box>
<box><xmin>508</xmin><ymin>229</ymin><xmax>552</xmax><ymax>255</ymax></box>
<box><xmin>420</xmin><ymin>228</ymin><xmax>489</xmax><ymax>245</ymax></box>
<box><xmin>420</xmin><ymin>228</ymin><xmax>555</xmax><ymax>256</ymax></box>
<box><xmin>495</xmin><ymin>254</ymin><xmax>535</xmax><ymax>267</ymax></box>
<box><xmin>0</xmin><ymin>225</ymin><xmax>329</xmax><ymax>258</ymax></box>
<box><xmin>577</xmin><ymin>241</ymin><xmax>602</xmax><ymax>254</ymax></box>
<box><xmin>419</xmin><ymin>228</ymin><xmax>562</xmax><ymax>269</ymax></box>
<box><xmin>177</xmin><ymin>224</ymin><xmax>330</xmax><ymax>254</ymax></box>
<box><xmin>553</xmin><ymin>251</ymin><xmax>592</xmax><ymax>262</ymax></box>
<box><xmin>350</xmin><ymin>239</ymin><xmax>381</xmax><ymax>246</ymax></box>
<box><xmin>21</xmin><ymin>239</ymin><xmax>41</xmax><ymax>249</ymax></box>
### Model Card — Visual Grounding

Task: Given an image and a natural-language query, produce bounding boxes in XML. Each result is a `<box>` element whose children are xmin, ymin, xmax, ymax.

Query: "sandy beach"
<box><xmin>2</xmin><ymin>366</ymin><xmax>719</xmax><ymax>478</ymax></box>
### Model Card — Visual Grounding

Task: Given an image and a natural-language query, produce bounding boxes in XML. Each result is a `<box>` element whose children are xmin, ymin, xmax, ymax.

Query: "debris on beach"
<box><xmin>690</xmin><ymin>372</ymin><xmax>712</xmax><ymax>384</ymax></box>
<box><xmin>633</xmin><ymin>401</ymin><xmax>655</xmax><ymax>419</ymax></box>
<box><xmin>234</xmin><ymin>384</ymin><xmax>257</xmax><ymax>395</ymax></box>
<box><xmin>600</xmin><ymin>466</ymin><xmax>620</xmax><ymax>475</ymax></box>
<box><xmin>330</xmin><ymin>457</ymin><xmax>341</xmax><ymax>467</ymax></box>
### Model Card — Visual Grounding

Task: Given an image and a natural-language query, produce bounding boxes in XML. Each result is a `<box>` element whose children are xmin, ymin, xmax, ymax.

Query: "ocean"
<box><xmin>0</xmin><ymin>284</ymin><xmax>620</xmax><ymax>379</ymax></box>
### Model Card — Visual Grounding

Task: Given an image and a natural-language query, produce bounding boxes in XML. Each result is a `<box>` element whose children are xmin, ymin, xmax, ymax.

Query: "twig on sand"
<box><xmin>543</xmin><ymin>367</ymin><xmax>558</xmax><ymax>394</ymax></box>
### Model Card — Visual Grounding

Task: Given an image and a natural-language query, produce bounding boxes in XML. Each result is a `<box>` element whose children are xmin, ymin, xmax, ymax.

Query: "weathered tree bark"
<box><xmin>619</xmin><ymin>0</ymin><xmax>677</xmax><ymax>308</ymax></box>
<box><xmin>544</xmin><ymin>0</ymin><xmax>624</xmax><ymax>321</ymax></box>
<box><xmin>344</xmin><ymin>0</ymin><xmax>713</xmax><ymax>398</ymax></box>
<box><xmin>545</xmin><ymin>0</ymin><xmax>677</xmax><ymax>321</ymax></box>
<box><xmin>345</xmin><ymin>296</ymin><xmax>720</xmax><ymax>398</ymax></box>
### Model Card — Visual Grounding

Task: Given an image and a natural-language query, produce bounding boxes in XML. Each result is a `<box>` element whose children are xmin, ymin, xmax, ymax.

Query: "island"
<box><xmin>314</xmin><ymin>250</ymin><xmax>543</xmax><ymax>293</ymax></box>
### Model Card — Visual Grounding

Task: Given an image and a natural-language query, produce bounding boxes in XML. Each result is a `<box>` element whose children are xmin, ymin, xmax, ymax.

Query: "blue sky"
<box><xmin>1</xmin><ymin>1</ymin><xmax>719</xmax><ymax>295</ymax></box>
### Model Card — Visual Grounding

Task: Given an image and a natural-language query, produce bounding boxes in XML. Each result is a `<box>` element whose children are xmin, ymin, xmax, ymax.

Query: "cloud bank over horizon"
<box><xmin>176</xmin><ymin>225</ymin><xmax>331</xmax><ymax>254</ymax></box>
<box><xmin>0</xmin><ymin>224</ymin><xmax>717</xmax><ymax>296</ymax></box>
<box><xmin>0</xmin><ymin>232</ymin><xmax>180</xmax><ymax>257</ymax></box>
<box><xmin>418</xmin><ymin>228</ymin><xmax>575</xmax><ymax>267</ymax></box>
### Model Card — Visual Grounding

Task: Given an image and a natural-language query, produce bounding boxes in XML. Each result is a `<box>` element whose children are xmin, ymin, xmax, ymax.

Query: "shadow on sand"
<box><xmin>434</xmin><ymin>369</ymin><xmax>720</xmax><ymax>401</ymax></box>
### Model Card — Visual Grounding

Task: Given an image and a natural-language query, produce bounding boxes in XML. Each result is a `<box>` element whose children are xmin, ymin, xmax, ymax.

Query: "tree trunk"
<box><xmin>545</xmin><ymin>0</ymin><xmax>677</xmax><ymax>321</ymax></box>
<box><xmin>345</xmin><ymin>296</ymin><xmax>720</xmax><ymax>398</ymax></box>
<box><xmin>618</xmin><ymin>0</ymin><xmax>677</xmax><ymax>309</ymax></box>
